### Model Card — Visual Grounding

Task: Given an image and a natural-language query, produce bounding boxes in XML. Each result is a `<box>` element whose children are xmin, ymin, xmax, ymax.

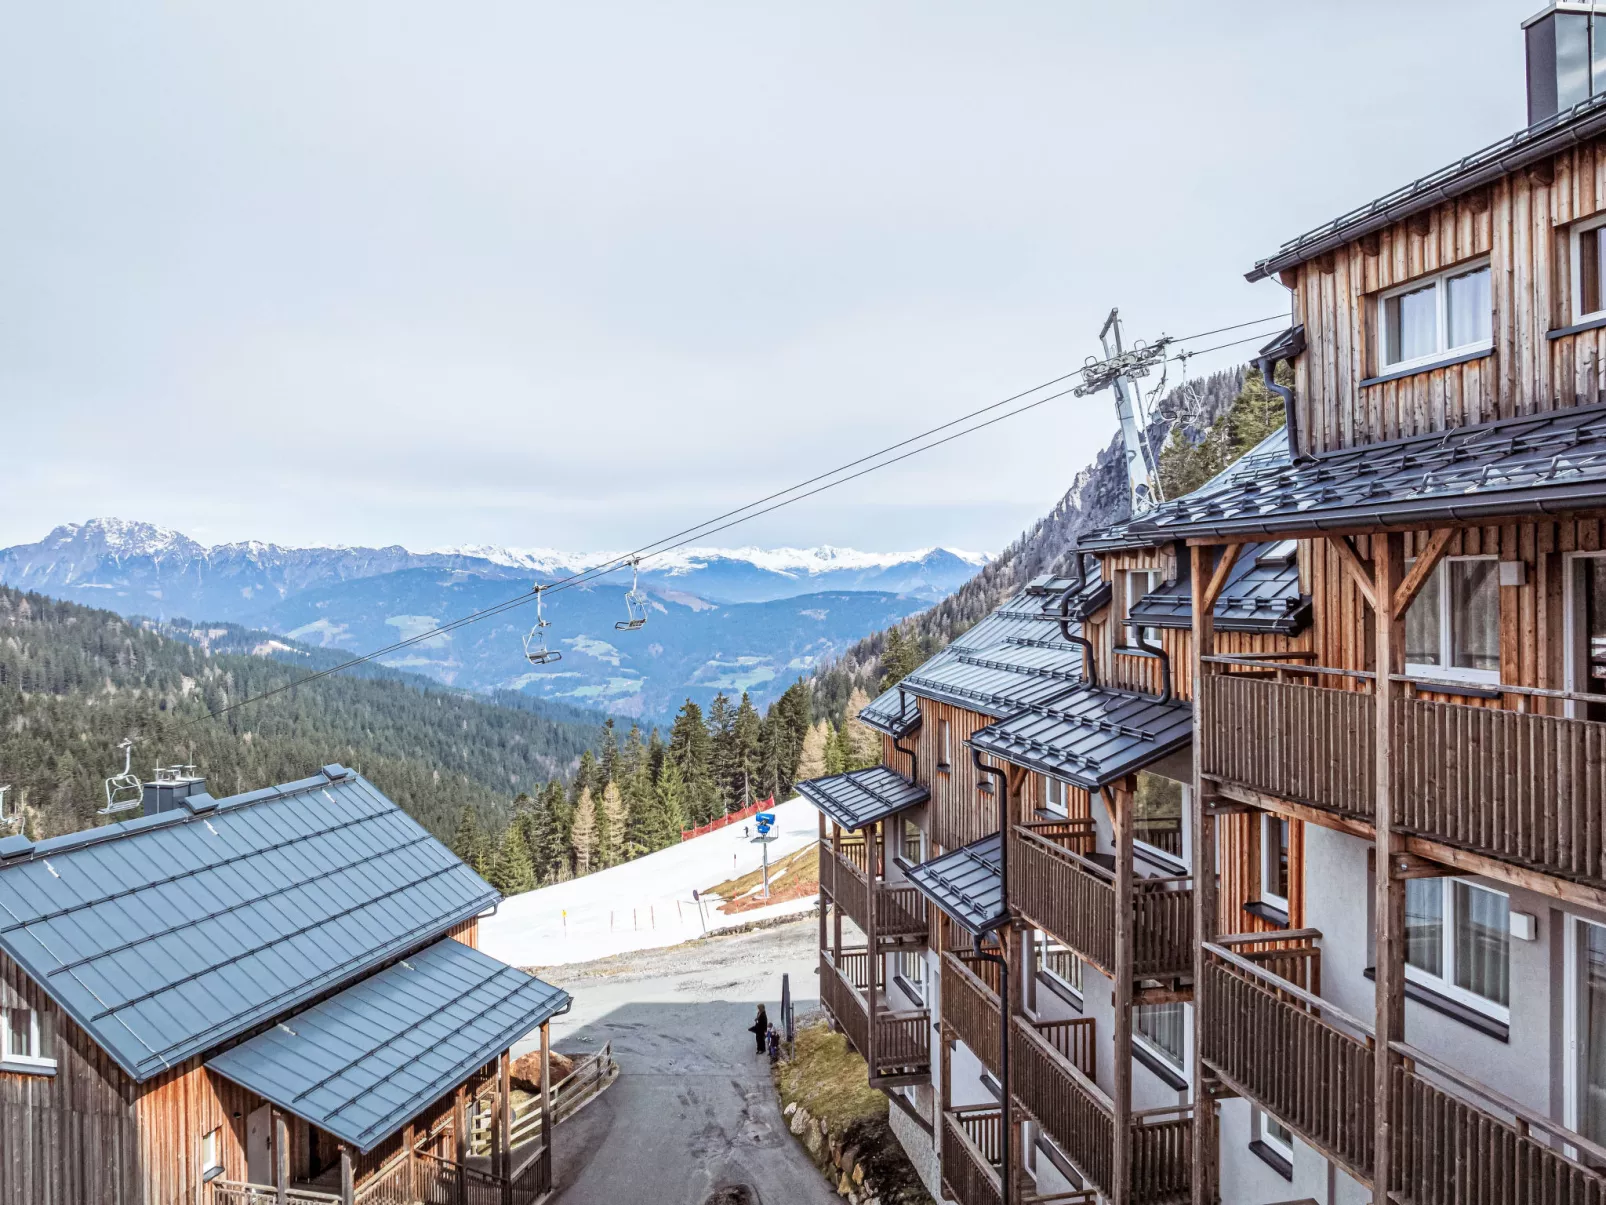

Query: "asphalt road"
<box><xmin>516</xmin><ymin>917</ymin><xmax>840</xmax><ymax>1205</ymax></box>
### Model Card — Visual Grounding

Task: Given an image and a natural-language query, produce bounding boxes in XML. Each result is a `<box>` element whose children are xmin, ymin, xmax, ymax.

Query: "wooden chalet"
<box><xmin>0</xmin><ymin>764</ymin><xmax>568</xmax><ymax>1205</ymax></box>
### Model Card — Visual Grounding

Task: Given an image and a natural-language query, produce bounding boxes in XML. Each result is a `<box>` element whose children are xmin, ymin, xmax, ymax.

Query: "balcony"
<box><xmin>1200</xmin><ymin>668</ymin><xmax>1606</xmax><ymax>892</ymax></box>
<box><xmin>1009</xmin><ymin>822</ymin><xmax>1193</xmax><ymax>981</ymax></box>
<box><xmin>819</xmin><ymin>948</ymin><xmax>931</xmax><ymax>1078</ymax></box>
<box><xmin>822</xmin><ymin>838</ymin><xmax>929</xmax><ymax>942</ymax></box>
<box><xmin>942</xmin><ymin>950</ymin><xmax>1003</xmax><ymax>1077</ymax></box>
<box><xmin>1011</xmin><ymin>1017</ymin><xmax>1189</xmax><ymax>1204</ymax></box>
<box><xmin>1200</xmin><ymin>932</ymin><xmax>1606</xmax><ymax>1205</ymax></box>
<box><xmin>942</xmin><ymin>1106</ymin><xmax>1004</xmax><ymax>1205</ymax></box>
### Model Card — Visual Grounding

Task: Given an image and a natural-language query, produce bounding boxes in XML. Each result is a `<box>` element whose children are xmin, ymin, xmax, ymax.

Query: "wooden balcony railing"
<box><xmin>1199</xmin><ymin>673</ymin><xmax>1376</xmax><ymax>821</ymax></box>
<box><xmin>942</xmin><ymin>1107</ymin><xmax>1003</xmax><ymax>1205</ymax></box>
<box><xmin>1011</xmin><ymin>1018</ymin><xmax>1190</xmax><ymax>1205</ymax></box>
<box><xmin>942</xmin><ymin>950</ymin><xmax>1003</xmax><ymax>1077</ymax></box>
<box><xmin>1009</xmin><ymin>825</ymin><xmax>1193</xmax><ymax>980</ymax></box>
<box><xmin>1395</xmin><ymin>696</ymin><xmax>1606</xmax><ymax>889</ymax></box>
<box><xmin>820</xmin><ymin>950</ymin><xmax>930</xmax><ymax>1077</ymax></box>
<box><xmin>822</xmin><ymin>841</ymin><xmax>929</xmax><ymax>941</ymax></box>
<box><xmin>1389</xmin><ymin>1040</ymin><xmax>1606</xmax><ymax>1205</ymax></box>
<box><xmin>1033</xmin><ymin>1017</ymin><xmax>1096</xmax><ymax>1082</ymax></box>
<box><xmin>1199</xmin><ymin>935</ymin><xmax>1373</xmax><ymax>1184</ymax></box>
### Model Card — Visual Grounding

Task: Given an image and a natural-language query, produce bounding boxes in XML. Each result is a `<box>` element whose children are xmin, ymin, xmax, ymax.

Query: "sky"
<box><xmin>1</xmin><ymin>1</ymin><xmax>1527</xmax><ymax>556</ymax></box>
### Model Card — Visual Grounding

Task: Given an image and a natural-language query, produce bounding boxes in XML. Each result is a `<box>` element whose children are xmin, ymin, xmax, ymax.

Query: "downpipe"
<box><xmin>894</xmin><ymin>689</ymin><xmax>919</xmax><ymax>782</ymax></box>
<box><xmin>1130</xmin><ymin>629</ymin><xmax>1174</xmax><ymax>705</ymax></box>
<box><xmin>1056</xmin><ymin>583</ymin><xmax>1099</xmax><ymax>689</ymax></box>
<box><xmin>972</xmin><ymin>748</ymin><xmax>1013</xmax><ymax>1204</ymax></box>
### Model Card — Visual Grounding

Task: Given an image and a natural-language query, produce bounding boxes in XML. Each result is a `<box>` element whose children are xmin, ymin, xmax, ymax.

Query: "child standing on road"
<box><xmin>766</xmin><ymin>1025</ymin><xmax>780</xmax><ymax>1065</ymax></box>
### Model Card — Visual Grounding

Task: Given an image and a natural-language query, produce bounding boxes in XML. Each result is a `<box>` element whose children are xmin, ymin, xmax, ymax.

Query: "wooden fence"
<box><xmin>213</xmin><ymin>1187</ymin><xmax>339</xmax><ymax>1205</ymax></box>
<box><xmin>942</xmin><ymin>950</ymin><xmax>1002</xmax><ymax>1078</ymax></box>
<box><xmin>942</xmin><ymin>1107</ymin><xmax>1003</xmax><ymax>1205</ymax></box>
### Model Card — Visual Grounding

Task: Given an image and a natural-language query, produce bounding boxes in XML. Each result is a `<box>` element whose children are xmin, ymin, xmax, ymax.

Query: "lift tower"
<box><xmin>1073</xmin><ymin>309</ymin><xmax>1172</xmax><ymax>516</ymax></box>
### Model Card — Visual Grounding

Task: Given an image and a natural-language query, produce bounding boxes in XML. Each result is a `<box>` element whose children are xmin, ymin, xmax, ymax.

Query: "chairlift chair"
<box><xmin>522</xmin><ymin>586</ymin><xmax>563</xmax><ymax>666</ymax></box>
<box><xmin>615</xmin><ymin>559</ymin><xmax>649</xmax><ymax>632</ymax></box>
<box><xmin>100</xmin><ymin>738</ymin><xmax>143</xmax><ymax>815</ymax></box>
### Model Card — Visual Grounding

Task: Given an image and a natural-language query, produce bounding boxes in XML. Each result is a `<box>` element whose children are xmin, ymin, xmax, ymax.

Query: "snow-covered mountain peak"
<box><xmin>47</xmin><ymin>518</ymin><xmax>203</xmax><ymax>560</ymax></box>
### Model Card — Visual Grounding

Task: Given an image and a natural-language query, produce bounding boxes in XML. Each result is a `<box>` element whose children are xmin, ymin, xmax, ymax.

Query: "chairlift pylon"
<box><xmin>522</xmin><ymin>586</ymin><xmax>563</xmax><ymax>666</ymax></box>
<box><xmin>100</xmin><ymin>738</ymin><xmax>143</xmax><ymax>815</ymax></box>
<box><xmin>615</xmin><ymin>559</ymin><xmax>648</xmax><ymax>632</ymax></box>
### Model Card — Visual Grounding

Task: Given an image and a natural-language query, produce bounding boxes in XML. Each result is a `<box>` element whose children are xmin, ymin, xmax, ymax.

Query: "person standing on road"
<box><xmin>748</xmin><ymin>1004</ymin><xmax>769</xmax><ymax>1054</ymax></box>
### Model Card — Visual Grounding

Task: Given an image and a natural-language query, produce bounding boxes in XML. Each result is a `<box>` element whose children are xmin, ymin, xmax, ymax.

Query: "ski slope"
<box><xmin>479</xmin><ymin>794</ymin><xmax>823</xmax><ymax>968</ymax></box>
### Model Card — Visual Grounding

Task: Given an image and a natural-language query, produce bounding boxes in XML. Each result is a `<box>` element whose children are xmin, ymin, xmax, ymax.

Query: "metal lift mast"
<box><xmin>1074</xmin><ymin>308</ymin><xmax>1172</xmax><ymax>516</ymax></box>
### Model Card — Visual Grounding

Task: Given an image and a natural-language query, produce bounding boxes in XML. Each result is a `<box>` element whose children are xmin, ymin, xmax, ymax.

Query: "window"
<box><xmin>1404</xmin><ymin>557</ymin><xmax>1501</xmax><ymax>683</ymax></box>
<box><xmin>1404</xmin><ymin>878</ymin><xmax>1510</xmax><ymax>1018</ymax></box>
<box><xmin>1250</xmin><ymin>1109</ymin><xmax>1295</xmax><ymax>1178</ymax></box>
<box><xmin>1576</xmin><ymin>215</ymin><xmax>1606</xmax><ymax>321</ymax></box>
<box><xmin>1030</xmin><ymin>929</ymin><xmax>1083</xmax><ymax>1002</ymax></box>
<box><xmin>1568</xmin><ymin>917</ymin><xmax>1606</xmax><ymax>1145</ymax></box>
<box><xmin>1134</xmin><ymin>772</ymin><xmax>1184</xmax><ymax>859</ymax></box>
<box><xmin>901</xmin><ymin>817</ymin><xmax>924</xmax><ymax>865</ymax></box>
<box><xmin>895</xmin><ymin>950</ymin><xmax>927</xmax><ymax>1004</ymax></box>
<box><xmin>200</xmin><ymin>1127</ymin><xmax>223</xmax><ymax>1181</ymax></box>
<box><xmin>1260</xmin><ymin>815</ymin><xmax>1289</xmax><ymax>910</ymax></box>
<box><xmin>0</xmin><ymin>1006</ymin><xmax>54</xmax><ymax>1068</ymax></box>
<box><xmin>1378</xmin><ymin>261</ymin><xmax>1492</xmax><ymax>372</ymax></box>
<box><xmin>938</xmin><ymin>719</ymin><xmax>952</xmax><ymax>769</ymax></box>
<box><xmin>1134</xmin><ymin>1001</ymin><xmax>1185</xmax><ymax>1070</ymax></box>
<box><xmin>1041</xmin><ymin>775</ymin><xmax>1069</xmax><ymax>819</ymax></box>
<box><xmin>1126</xmin><ymin>569</ymin><xmax>1161</xmax><ymax>646</ymax></box>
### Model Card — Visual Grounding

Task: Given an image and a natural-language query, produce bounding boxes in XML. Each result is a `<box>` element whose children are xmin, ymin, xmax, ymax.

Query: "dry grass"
<box><xmin>704</xmin><ymin>843</ymin><xmax>819</xmax><ymax>913</ymax></box>
<box><xmin>773</xmin><ymin>1017</ymin><xmax>887</xmax><ymax>1131</ymax></box>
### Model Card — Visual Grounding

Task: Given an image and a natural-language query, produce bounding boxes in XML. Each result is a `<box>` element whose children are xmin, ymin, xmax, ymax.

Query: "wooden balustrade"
<box><xmin>1395</xmin><ymin>696</ymin><xmax>1606</xmax><ymax>889</ymax></box>
<box><xmin>838</xmin><ymin>837</ymin><xmax>874</xmax><ymax>877</ymax></box>
<box><xmin>1199</xmin><ymin>674</ymin><xmax>1376</xmax><ymax>821</ymax></box>
<box><xmin>1009</xmin><ymin>826</ymin><xmax>1192</xmax><ymax>979</ymax></box>
<box><xmin>879</xmin><ymin>884</ymin><xmax>929</xmax><ymax>937</ymax></box>
<box><xmin>820</xmin><ymin>951</ymin><xmax>930</xmax><ymax>1075</ymax></box>
<box><xmin>1026</xmin><ymin>818</ymin><xmax>1097</xmax><ymax>854</ymax></box>
<box><xmin>823</xmin><ymin>841</ymin><xmax>928</xmax><ymax>942</ymax></box>
<box><xmin>942</xmin><ymin>950</ymin><xmax>1002</xmax><ymax>1077</ymax></box>
<box><xmin>836</xmin><ymin>948</ymin><xmax>875</xmax><ymax>991</ymax></box>
<box><xmin>942</xmin><ymin>1107</ymin><xmax>1004</xmax><ymax>1205</ymax></box>
<box><xmin>1198</xmin><ymin>941</ymin><xmax>1372</xmax><ymax>1184</ymax></box>
<box><xmin>1033</xmin><ymin>1017</ymin><xmax>1096</xmax><ymax>1081</ymax></box>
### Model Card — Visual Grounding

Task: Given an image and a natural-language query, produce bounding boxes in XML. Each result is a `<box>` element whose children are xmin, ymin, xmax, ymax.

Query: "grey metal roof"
<box><xmin>0</xmin><ymin>767</ymin><xmax>497</xmax><ymax>1082</ymax></box>
<box><xmin>1247</xmin><ymin>91</ymin><xmax>1606</xmax><ymax>282</ymax></box>
<box><xmin>968</xmin><ymin>686</ymin><xmax>1195</xmax><ymax>791</ymax></box>
<box><xmin>904</xmin><ymin>835</ymin><xmax>1005</xmax><ymax>937</ymax></box>
<box><xmin>1080</xmin><ymin>426</ymin><xmax>1291</xmax><ymax>552</ymax></box>
<box><xmin>207</xmin><ymin>937</ymin><xmax>568</xmax><ymax>1153</ymax></box>
<box><xmin>1102</xmin><ymin>400</ymin><xmax>1606</xmax><ymax>542</ymax></box>
<box><xmin>797</xmin><ymin>766</ymin><xmax>929</xmax><ymax>833</ymax></box>
<box><xmin>857</xmin><ymin>685</ymin><xmax>923</xmax><ymax>739</ymax></box>
<box><xmin>1126</xmin><ymin>540</ymin><xmax>1311</xmax><ymax>636</ymax></box>
<box><xmin>1024</xmin><ymin>557</ymin><xmax>1110</xmax><ymax>622</ymax></box>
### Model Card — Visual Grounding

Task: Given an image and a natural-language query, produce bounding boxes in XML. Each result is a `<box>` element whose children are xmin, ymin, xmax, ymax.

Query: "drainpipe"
<box><xmin>1130</xmin><ymin>629</ymin><xmax>1174</xmax><ymax>705</ymax></box>
<box><xmin>894</xmin><ymin>689</ymin><xmax>919</xmax><ymax>782</ymax></box>
<box><xmin>1057</xmin><ymin>587</ymin><xmax>1099</xmax><ymax>689</ymax></box>
<box><xmin>971</xmin><ymin>749</ymin><xmax>1013</xmax><ymax>1204</ymax></box>
<box><xmin>1256</xmin><ymin>325</ymin><xmax>1307</xmax><ymax>462</ymax></box>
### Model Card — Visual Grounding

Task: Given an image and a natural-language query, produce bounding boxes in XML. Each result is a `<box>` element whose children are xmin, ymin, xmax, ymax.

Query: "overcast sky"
<box><xmin>1</xmin><ymin>2</ymin><xmax>1527</xmax><ymax>555</ymax></box>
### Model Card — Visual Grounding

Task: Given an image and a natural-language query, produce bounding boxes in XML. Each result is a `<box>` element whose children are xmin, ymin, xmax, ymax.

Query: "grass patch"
<box><xmin>775</xmin><ymin>1017</ymin><xmax>887</xmax><ymax>1130</ymax></box>
<box><xmin>705</xmin><ymin>843</ymin><xmax>819</xmax><ymax>913</ymax></box>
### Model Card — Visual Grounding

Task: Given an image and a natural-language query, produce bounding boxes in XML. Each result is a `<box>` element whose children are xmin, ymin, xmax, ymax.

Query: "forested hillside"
<box><xmin>0</xmin><ymin>587</ymin><xmax>602</xmax><ymax>842</ymax></box>
<box><xmin>811</xmin><ymin>365</ymin><xmax>1286</xmax><ymax>720</ymax></box>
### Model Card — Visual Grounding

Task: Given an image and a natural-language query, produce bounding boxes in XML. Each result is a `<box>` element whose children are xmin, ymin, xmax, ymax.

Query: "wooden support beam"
<box><xmin>866</xmin><ymin>819</ymin><xmax>880</xmax><ymax>1072</ymax></box>
<box><xmin>540</xmin><ymin>1020</ymin><xmax>554</xmax><ymax>1188</ymax></box>
<box><xmin>1107</xmin><ymin>781</ymin><xmax>1136</xmax><ymax>1205</ymax></box>
<box><xmin>1390</xmin><ymin>852</ymin><xmax>1457</xmax><ymax>880</ymax></box>
<box><xmin>1327</xmin><ymin>535</ymin><xmax>1378</xmax><ymax>611</ymax></box>
<box><xmin>499</xmin><ymin>1049</ymin><xmax>513</xmax><ymax>1203</ymax></box>
<box><xmin>338</xmin><ymin>1145</ymin><xmax>354</xmax><ymax>1205</ymax></box>
<box><xmin>1392</xmin><ymin>528</ymin><xmax>1453</xmax><ymax>618</ymax></box>
<box><xmin>1200</xmin><ymin>544</ymin><xmax>1245</xmax><ymax>614</ymax></box>
<box><xmin>1373</xmin><ymin>532</ymin><xmax>1406</xmax><ymax>1200</ymax></box>
<box><xmin>1188</xmin><ymin>541</ymin><xmax>1220</xmax><ymax>1205</ymax></box>
<box><xmin>273</xmin><ymin>1110</ymin><xmax>290</xmax><ymax>1205</ymax></box>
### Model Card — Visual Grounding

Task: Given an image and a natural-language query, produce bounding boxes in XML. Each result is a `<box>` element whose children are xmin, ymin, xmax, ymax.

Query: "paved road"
<box><xmin>514</xmin><ymin>917</ymin><xmax>839</xmax><ymax>1205</ymax></box>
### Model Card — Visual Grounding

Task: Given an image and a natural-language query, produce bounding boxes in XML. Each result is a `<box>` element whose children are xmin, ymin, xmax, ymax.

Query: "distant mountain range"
<box><xmin>0</xmin><ymin>519</ymin><xmax>985</xmax><ymax>717</ymax></box>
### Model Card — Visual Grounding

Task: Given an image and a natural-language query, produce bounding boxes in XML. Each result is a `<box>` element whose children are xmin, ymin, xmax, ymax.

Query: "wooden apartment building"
<box><xmin>0</xmin><ymin>764</ymin><xmax>568</xmax><ymax>1205</ymax></box>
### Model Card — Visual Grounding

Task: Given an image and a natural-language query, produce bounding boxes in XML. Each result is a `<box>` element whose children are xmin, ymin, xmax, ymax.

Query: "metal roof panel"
<box><xmin>968</xmin><ymin>686</ymin><xmax>1195</xmax><ymax>790</ymax></box>
<box><xmin>797</xmin><ymin>766</ymin><xmax>929</xmax><ymax>832</ymax></box>
<box><xmin>904</xmin><ymin>835</ymin><xmax>1005</xmax><ymax>936</ymax></box>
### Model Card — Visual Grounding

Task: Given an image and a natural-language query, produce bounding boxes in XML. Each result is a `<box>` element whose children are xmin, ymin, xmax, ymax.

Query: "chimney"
<box><xmin>142</xmin><ymin>766</ymin><xmax>209</xmax><ymax>816</ymax></box>
<box><xmin>1525</xmin><ymin>3</ymin><xmax>1603</xmax><ymax>125</ymax></box>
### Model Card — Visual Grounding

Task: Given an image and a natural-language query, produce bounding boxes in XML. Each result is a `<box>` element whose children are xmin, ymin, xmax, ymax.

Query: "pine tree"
<box><xmin>669</xmin><ymin>700</ymin><xmax>718</xmax><ymax>825</ymax></box>
<box><xmin>451</xmin><ymin>805</ymin><xmax>488</xmax><ymax>872</ymax></box>
<box><xmin>824</xmin><ymin>723</ymin><xmax>848</xmax><ymax>775</ymax></box>
<box><xmin>600</xmin><ymin>780</ymin><xmax>627</xmax><ymax>867</ymax></box>
<box><xmin>534</xmin><ymin>779</ymin><xmax>570</xmax><ymax>881</ymax></box>
<box><xmin>706</xmin><ymin>692</ymin><xmax>738</xmax><ymax>813</ymax></box>
<box><xmin>495</xmin><ymin>822</ymin><xmax>537</xmax><ymax>894</ymax></box>
<box><xmin>732</xmin><ymin>692</ymin><xmax>763</xmax><ymax>806</ymax></box>
<box><xmin>879</xmin><ymin>626</ymin><xmax>922</xmax><ymax>690</ymax></box>
<box><xmin>844</xmin><ymin>687</ymin><xmax>881</xmax><ymax>770</ymax></box>
<box><xmin>797</xmin><ymin>719</ymin><xmax>832</xmax><ymax>783</ymax></box>
<box><xmin>636</xmin><ymin>755</ymin><xmax>686</xmax><ymax>851</ymax></box>
<box><xmin>570</xmin><ymin>786</ymin><xmax>598</xmax><ymax>875</ymax></box>
<box><xmin>763</xmin><ymin>680</ymin><xmax>811</xmax><ymax>799</ymax></box>
<box><xmin>572</xmin><ymin>750</ymin><xmax>598</xmax><ymax>803</ymax></box>
<box><xmin>598</xmin><ymin>718</ymin><xmax>620</xmax><ymax>786</ymax></box>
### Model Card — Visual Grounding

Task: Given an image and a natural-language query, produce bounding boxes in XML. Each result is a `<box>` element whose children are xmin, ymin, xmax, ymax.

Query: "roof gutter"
<box><xmin>1246</xmin><ymin>99</ymin><xmax>1606</xmax><ymax>282</ymax></box>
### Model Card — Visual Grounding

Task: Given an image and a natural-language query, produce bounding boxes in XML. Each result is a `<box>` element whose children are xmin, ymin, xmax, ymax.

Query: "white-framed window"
<box><xmin>1126</xmin><ymin>569</ymin><xmax>1161</xmax><ymax>646</ymax></box>
<box><xmin>1028</xmin><ymin>928</ymin><xmax>1083</xmax><ymax>1009</ymax></box>
<box><xmin>1377</xmin><ymin>259</ymin><xmax>1492</xmax><ymax>372</ymax></box>
<box><xmin>1134</xmin><ymin>1000</ymin><xmax>1186</xmax><ymax>1071</ymax></box>
<box><xmin>1565</xmin><ymin>915</ymin><xmax>1606</xmax><ymax>1145</ymax></box>
<box><xmin>1574</xmin><ymin>213</ymin><xmax>1606</xmax><ymax>322</ymax></box>
<box><xmin>1252</xmin><ymin>1108</ymin><xmax>1295</xmax><ymax>1162</ymax></box>
<box><xmin>895</xmin><ymin>949</ymin><xmax>927</xmax><ymax>1005</ymax></box>
<box><xmin>1404</xmin><ymin>877</ymin><xmax>1510</xmax><ymax>1020</ymax></box>
<box><xmin>0</xmin><ymin>1006</ymin><xmax>55</xmax><ymax>1069</ymax></box>
<box><xmin>1565</xmin><ymin>552</ymin><xmax>1606</xmax><ymax>722</ymax></box>
<box><xmin>1260</xmin><ymin>814</ymin><xmax>1290</xmax><ymax>912</ymax></box>
<box><xmin>1041</xmin><ymin>775</ymin><xmax>1069</xmax><ymax>819</ymax></box>
<box><xmin>200</xmin><ymin>1126</ymin><xmax>224</xmax><ymax>1182</ymax></box>
<box><xmin>901</xmin><ymin>816</ymin><xmax>924</xmax><ymax>865</ymax></box>
<box><xmin>1404</xmin><ymin>556</ymin><xmax>1501</xmax><ymax>684</ymax></box>
<box><xmin>938</xmin><ymin>718</ymin><xmax>952</xmax><ymax>769</ymax></box>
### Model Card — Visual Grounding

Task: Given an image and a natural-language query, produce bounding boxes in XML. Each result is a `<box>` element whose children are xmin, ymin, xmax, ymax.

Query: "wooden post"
<box><xmin>1109</xmin><ymin>780</ymin><xmax>1136</xmax><ymax>1205</ymax></box>
<box><xmin>867</xmin><ymin>819</ymin><xmax>881</xmax><ymax>1076</ymax></box>
<box><xmin>819</xmin><ymin>809</ymin><xmax>829</xmax><ymax>962</ymax></box>
<box><xmin>1005</xmin><ymin>922</ymin><xmax>1026</xmax><ymax>1200</ymax></box>
<box><xmin>1373</xmin><ymin>532</ymin><xmax>1406</xmax><ymax>1201</ymax></box>
<box><xmin>499</xmin><ymin>1049</ymin><xmax>514</xmax><ymax>1204</ymax></box>
<box><xmin>273</xmin><ymin>1109</ymin><xmax>290</xmax><ymax>1205</ymax></box>
<box><xmin>338</xmin><ymin>1144</ymin><xmax>354</xmax><ymax>1205</ymax></box>
<box><xmin>454</xmin><ymin>1083</ymin><xmax>468</xmax><ymax>1197</ymax></box>
<box><xmin>540</xmin><ymin>1020</ymin><xmax>554</xmax><ymax>1191</ymax></box>
<box><xmin>1188</xmin><ymin>542</ymin><xmax>1218</xmax><ymax>1205</ymax></box>
<box><xmin>404</xmin><ymin>1121</ymin><xmax>416</xmax><ymax>1200</ymax></box>
<box><xmin>832</xmin><ymin>821</ymin><xmax>844</xmax><ymax>959</ymax></box>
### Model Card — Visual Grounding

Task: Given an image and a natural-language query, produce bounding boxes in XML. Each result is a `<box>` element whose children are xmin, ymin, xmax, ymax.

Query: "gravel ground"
<box><xmin>514</xmin><ymin>916</ymin><xmax>839</xmax><ymax>1205</ymax></box>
